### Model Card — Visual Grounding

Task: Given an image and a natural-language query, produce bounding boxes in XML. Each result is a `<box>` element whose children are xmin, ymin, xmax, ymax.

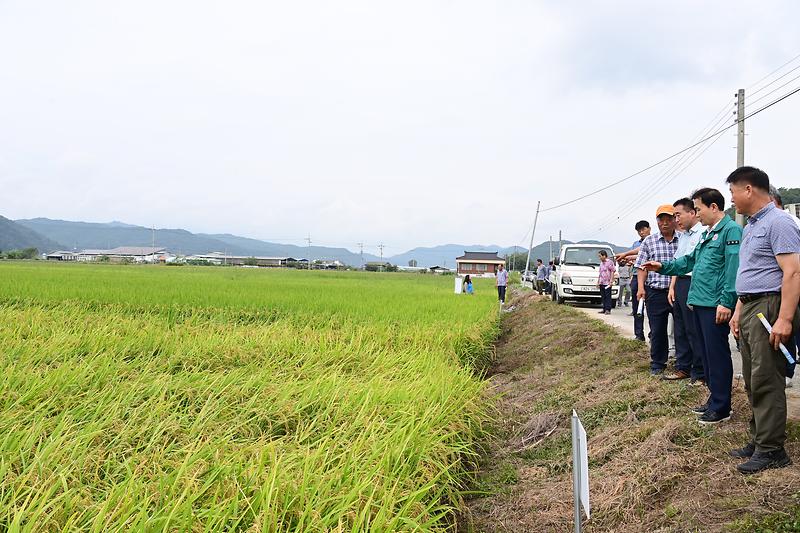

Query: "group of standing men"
<box><xmin>615</xmin><ymin>167</ymin><xmax>800</xmax><ymax>474</ymax></box>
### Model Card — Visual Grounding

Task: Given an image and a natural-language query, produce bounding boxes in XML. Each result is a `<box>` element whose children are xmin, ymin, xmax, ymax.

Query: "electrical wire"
<box><xmin>585</xmin><ymin>127</ymin><xmax>727</xmax><ymax>237</ymax></box>
<box><xmin>587</xmin><ymin>99</ymin><xmax>734</xmax><ymax>232</ymax></box>
<box><xmin>540</xmin><ymin>85</ymin><xmax>800</xmax><ymax>213</ymax></box>
<box><xmin>747</xmin><ymin>52</ymin><xmax>800</xmax><ymax>93</ymax></box>
<box><xmin>746</xmin><ymin>72</ymin><xmax>800</xmax><ymax>109</ymax></box>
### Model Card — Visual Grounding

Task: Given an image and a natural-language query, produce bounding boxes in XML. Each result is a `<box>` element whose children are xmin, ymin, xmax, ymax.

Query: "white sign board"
<box><xmin>577</xmin><ymin>415</ymin><xmax>589</xmax><ymax>518</ymax></box>
<box><xmin>571</xmin><ymin>409</ymin><xmax>590</xmax><ymax>529</ymax></box>
<box><xmin>454</xmin><ymin>276</ymin><xmax>463</xmax><ymax>294</ymax></box>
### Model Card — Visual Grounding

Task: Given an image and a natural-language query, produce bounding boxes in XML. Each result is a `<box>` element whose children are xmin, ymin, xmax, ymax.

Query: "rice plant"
<box><xmin>0</xmin><ymin>262</ymin><xmax>500</xmax><ymax>531</ymax></box>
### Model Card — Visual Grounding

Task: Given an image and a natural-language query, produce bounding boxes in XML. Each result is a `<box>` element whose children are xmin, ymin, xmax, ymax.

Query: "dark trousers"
<box><xmin>600</xmin><ymin>285</ymin><xmax>612</xmax><ymax>312</ymax></box>
<box><xmin>497</xmin><ymin>285</ymin><xmax>507</xmax><ymax>303</ymax></box>
<box><xmin>645</xmin><ymin>288</ymin><xmax>671</xmax><ymax>371</ymax></box>
<box><xmin>673</xmin><ymin>277</ymin><xmax>704</xmax><ymax>379</ymax></box>
<box><xmin>631</xmin><ymin>281</ymin><xmax>645</xmax><ymax>341</ymax></box>
<box><xmin>692</xmin><ymin>305</ymin><xmax>733</xmax><ymax>416</ymax></box>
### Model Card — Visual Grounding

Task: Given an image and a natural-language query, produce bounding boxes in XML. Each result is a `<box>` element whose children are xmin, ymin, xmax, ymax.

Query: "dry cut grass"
<box><xmin>462</xmin><ymin>291</ymin><xmax>800</xmax><ymax>533</ymax></box>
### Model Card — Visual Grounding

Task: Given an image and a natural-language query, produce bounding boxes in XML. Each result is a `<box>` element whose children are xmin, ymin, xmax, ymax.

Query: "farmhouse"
<box><xmin>455</xmin><ymin>251</ymin><xmax>505</xmax><ymax>276</ymax></box>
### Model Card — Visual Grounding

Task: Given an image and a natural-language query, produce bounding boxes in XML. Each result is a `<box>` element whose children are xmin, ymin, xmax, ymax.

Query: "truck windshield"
<box><xmin>563</xmin><ymin>248</ymin><xmax>607</xmax><ymax>266</ymax></box>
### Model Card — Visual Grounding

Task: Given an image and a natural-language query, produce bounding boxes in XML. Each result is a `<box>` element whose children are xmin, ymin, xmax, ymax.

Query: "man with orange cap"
<box><xmin>634</xmin><ymin>204</ymin><xmax>680</xmax><ymax>376</ymax></box>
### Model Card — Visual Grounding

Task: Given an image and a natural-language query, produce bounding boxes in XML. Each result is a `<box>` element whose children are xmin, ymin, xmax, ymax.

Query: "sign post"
<box><xmin>571</xmin><ymin>410</ymin><xmax>590</xmax><ymax>532</ymax></box>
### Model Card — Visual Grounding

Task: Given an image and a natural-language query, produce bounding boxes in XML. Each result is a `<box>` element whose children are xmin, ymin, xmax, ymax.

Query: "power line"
<box><xmin>541</xmin><ymin>85</ymin><xmax>800</xmax><ymax>214</ymax></box>
<box><xmin>746</xmin><ymin>71</ymin><xmax>800</xmax><ymax>109</ymax></box>
<box><xmin>748</xmin><ymin>62</ymin><xmax>800</xmax><ymax>98</ymax></box>
<box><xmin>747</xmin><ymin>51</ymin><xmax>800</xmax><ymax>92</ymax></box>
<box><xmin>587</xmin><ymin>127</ymin><xmax>728</xmax><ymax>237</ymax></box>
<box><xmin>587</xmin><ymin>98</ymin><xmax>734</xmax><ymax>232</ymax></box>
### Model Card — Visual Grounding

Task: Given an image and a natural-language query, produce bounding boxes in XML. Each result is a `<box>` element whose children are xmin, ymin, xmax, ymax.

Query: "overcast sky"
<box><xmin>2</xmin><ymin>1</ymin><xmax>799</xmax><ymax>254</ymax></box>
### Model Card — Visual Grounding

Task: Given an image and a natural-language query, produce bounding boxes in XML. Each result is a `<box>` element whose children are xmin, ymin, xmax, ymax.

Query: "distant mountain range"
<box><xmin>0</xmin><ymin>216</ymin><xmax>63</xmax><ymax>252</ymax></box>
<box><xmin>4</xmin><ymin>217</ymin><xmax>626</xmax><ymax>267</ymax></box>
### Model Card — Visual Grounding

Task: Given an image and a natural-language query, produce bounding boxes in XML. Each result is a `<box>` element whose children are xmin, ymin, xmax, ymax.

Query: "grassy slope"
<box><xmin>462</xmin><ymin>293</ymin><xmax>800</xmax><ymax>532</ymax></box>
<box><xmin>0</xmin><ymin>262</ymin><xmax>500</xmax><ymax>531</ymax></box>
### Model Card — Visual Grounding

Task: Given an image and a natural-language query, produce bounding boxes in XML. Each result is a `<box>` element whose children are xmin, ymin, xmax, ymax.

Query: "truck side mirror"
<box><xmin>553</xmin><ymin>258</ymin><xmax>560</xmax><ymax>266</ymax></box>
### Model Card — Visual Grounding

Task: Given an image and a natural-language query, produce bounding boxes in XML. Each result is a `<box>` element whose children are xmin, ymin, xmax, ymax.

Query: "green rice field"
<box><xmin>0</xmin><ymin>262</ymin><xmax>501</xmax><ymax>531</ymax></box>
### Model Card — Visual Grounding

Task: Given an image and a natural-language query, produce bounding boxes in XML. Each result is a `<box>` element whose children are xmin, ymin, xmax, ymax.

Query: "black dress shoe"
<box><xmin>690</xmin><ymin>403</ymin><xmax>708</xmax><ymax>415</ymax></box>
<box><xmin>736</xmin><ymin>448</ymin><xmax>792</xmax><ymax>474</ymax></box>
<box><xmin>729</xmin><ymin>442</ymin><xmax>755</xmax><ymax>458</ymax></box>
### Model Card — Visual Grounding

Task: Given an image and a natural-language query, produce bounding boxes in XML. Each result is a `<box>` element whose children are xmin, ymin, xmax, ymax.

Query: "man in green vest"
<box><xmin>641</xmin><ymin>188</ymin><xmax>742</xmax><ymax>425</ymax></box>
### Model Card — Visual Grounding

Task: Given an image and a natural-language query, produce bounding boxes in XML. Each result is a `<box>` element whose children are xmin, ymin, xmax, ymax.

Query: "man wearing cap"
<box><xmin>643</xmin><ymin>188</ymin><xmax>741</xmax><ymax>425</ymax></box>
<box><xmin>728</xmin><ymin>167</ymin><xmax>800</xmax><ymax>474</ymax></box>
<box><xmin>634</xmin><ymin>205</ymin><xmax>679</xmax><ymax>376</ymax></box>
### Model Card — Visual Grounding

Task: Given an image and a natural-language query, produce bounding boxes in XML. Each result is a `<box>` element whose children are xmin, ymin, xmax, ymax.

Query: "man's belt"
<box><xmin>646</xmin><ymin>286</ymin><xmax>668</xmax><ymax>291</ymax></box>
<box><xmin>738</xmin><ymin>292</ymin><xmax>781</xmax><ymax>304</ymax></box>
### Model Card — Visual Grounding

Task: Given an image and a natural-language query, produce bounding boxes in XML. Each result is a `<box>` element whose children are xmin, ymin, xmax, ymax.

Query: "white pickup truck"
<box><xmin>549</xmin><ymin>243</ymin><xmax>619</xmax><ymax>306</ymax></box>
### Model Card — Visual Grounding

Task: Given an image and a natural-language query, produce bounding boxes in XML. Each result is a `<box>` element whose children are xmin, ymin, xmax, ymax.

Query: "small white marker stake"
<box><xmin>755</xmin><ymin>312</ymin><xmax>795</xmax><ymax>364</ymax></box>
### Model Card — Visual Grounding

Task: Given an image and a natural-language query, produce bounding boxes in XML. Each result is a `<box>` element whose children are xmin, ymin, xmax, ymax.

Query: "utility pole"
<box><xmin>305</xmin><ymin>234</ymin><xmax>312</xmax><ymax>270</ymax></box>
<box><xmin>378</xmin><ymin>243</ymin><xmax>385</xmax><ymax>271</ymax></box>
<box><xmin>558</xmin><ymin>230</ymin><xmax>562</xmax><ymax>261</ymax></box>
<box><xmin>512</xmin><ymin>245</ymin><xmax>517</xmax><ymax>272</ymax></box>
<box><xmin>549</xmin><ymin>235</ymin><xmax>553</xmax><ymax>263</ymax></box>
<box><xmin>524</xmin><ymin>201</ymin><xmax>541</xmax><ymax>277</ymax></box>
<box><xmin>357</xmin><ymin>242</ymin><xmax>364</xmax><ymax>266</ymax></box>
<box><xmin>735</xmin><ymin>88</ymin><xmax>746</xmax><ymax>227</ymax></box>
<box><xmin>151</xmin><ymin>226</ymin><xmax>155</xmax><ymax>263</ymax></box>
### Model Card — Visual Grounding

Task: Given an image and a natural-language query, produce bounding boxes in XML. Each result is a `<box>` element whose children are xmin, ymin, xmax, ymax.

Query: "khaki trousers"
<box><xmin>740</xmin><ymin>294</ymin><xmax>800</xmax><ymax>452</ymax></box>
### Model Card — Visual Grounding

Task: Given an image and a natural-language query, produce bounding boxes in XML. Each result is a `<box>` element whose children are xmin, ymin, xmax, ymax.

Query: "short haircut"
<box><xmin>691</xmin><ymin>187</ymin><xmax>725</xmax><ymax>211</ymax></box>
<box><xmin>634</xmin><ymin>220</ymin><xmax>650</xmax><ymax>231</ymax></box>
<box><xmin>598</xmin><ymin>250</ymin><xmax>608</xmax><ymax>258</ymax></box>
<box><xmin>725</xmin><ymin>166</ymin><xmax>769</xmax><ymax>192</ymax></box>
<box><xmin>673</xmin><ymin>197</ymin><xmax>696</xmax><ymax>213</ymax></box>
<box><xmin>769</xmin><ymin>185</ymin><xmax>783</xmax><ymax>207</ymax></box>
<box><xmin>536</xmin><ymin>258</ymin><xmax>543</xmax><ymax>263</ymax></box>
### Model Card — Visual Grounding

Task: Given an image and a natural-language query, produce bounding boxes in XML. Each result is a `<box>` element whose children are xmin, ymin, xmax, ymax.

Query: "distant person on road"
<box><xmin>536</xmin><ymin>259</ymin><xmax>547</xmax><ymax>295</ymax></box>
<box><xmin>616</xmin><ymin>220</ymin><xmax>652</xmax><ymax>341</ymax></box>
<box><xmin>463</xmin><ymin>275</ymin><xmax>474</xmax><ymax>295</ymax></box>
<box><xmin>728</xmin><ymin>167</ymin><xmax>800</xmax><ymax>474</ymax></box>
<box><xmin>617</xmin><ymin>261</ymin><xmax>632</xmax><ymax>307</ymax></box>
<box><xmin>663</xmin><ymin>197</ymin><xmax>706</xmax><ymax>385</ymax></box>
<box><xmin>597</xmin><ymin>250</ymin><xmax>616</xmax><ymax>314</ymax></box>
<box><xmin>643</xmin><ymin>189</ymin><xmax>740</xmax><ymax>427</ymax></box>
<box><xmin>496</xmin><ymin>264</ymin><xmax>509</xmax><ymax>303</ymax></box>
<box><xmin>635</xmin><ymin>206</ymin><xmax>679</xmax><ymax>376</ymax></box>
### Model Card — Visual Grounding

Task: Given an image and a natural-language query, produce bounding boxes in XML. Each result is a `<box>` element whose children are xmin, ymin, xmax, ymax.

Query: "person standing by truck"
<box><xmin>617</xmin><ymin>261</ymin><xmax>632</xmax><ymax>307</ymax></box>
<box><xmin>597</xmin><ymin>250</ymin><xmax>616</xmax><ymax>314</ymax></box>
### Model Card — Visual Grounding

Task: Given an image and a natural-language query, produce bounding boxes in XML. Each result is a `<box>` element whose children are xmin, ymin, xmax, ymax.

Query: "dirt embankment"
<box><xmin>461</xmin><ymin>292</ymin><xmax>800</xmax><ymax>532</ymax></box>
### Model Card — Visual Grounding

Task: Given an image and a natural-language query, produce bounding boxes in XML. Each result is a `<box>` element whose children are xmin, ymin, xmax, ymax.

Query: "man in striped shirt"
<box><xmin>634</xmin><ymin>205</ymin><xmax>680</xmax><ymax>376</ymax></box>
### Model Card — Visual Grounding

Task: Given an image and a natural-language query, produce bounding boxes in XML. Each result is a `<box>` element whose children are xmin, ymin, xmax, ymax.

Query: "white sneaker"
<box><xmin>786</xmin><ymin>377</ymin><xmax>794</xmax><ymax>388</ymax></box>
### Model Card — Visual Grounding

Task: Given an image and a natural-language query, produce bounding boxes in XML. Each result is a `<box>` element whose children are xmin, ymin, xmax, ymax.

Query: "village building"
<box><xmin>185</xmin><ymin>252</ymin><xmax>291</xmax><ymax>267</ymax></box>
<box><xmin>455</xmin><ymin>251</ymin><xmax>505</xmax><ymax>276</ymax></box>
<box><xmin>45</xmin><ymin>250</ymin><xmax>79</xmax><ymax>261</ymax></box>
<box><xmin>71</xmin><ymin>246</ymin><xmax>172</xmax><ymax>263</ymax></box>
